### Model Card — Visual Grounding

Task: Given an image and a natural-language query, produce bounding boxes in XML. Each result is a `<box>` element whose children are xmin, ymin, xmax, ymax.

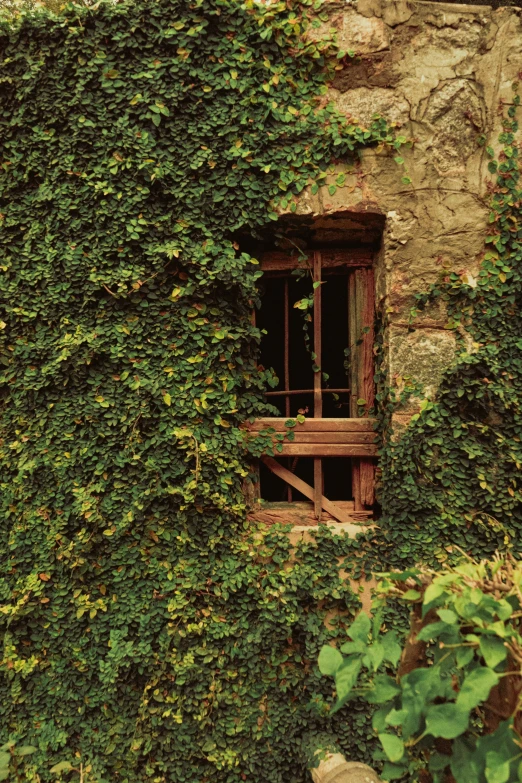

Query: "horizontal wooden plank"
<box><xmin>265</xmin><ymin>388</ymin><xmax>350</xmax><ymax>397</ymax></box>
<box><xmin>284</xmin><ymin>431</ymin><xmax>376</xmax><ymax>444</ymax></box>
<box><xmin>247</xmin><ymin>417</ymin><xmax>376</xmax><ymax>432</ymax></box>
<box><xmin>261</xmin><ymin>249</ymin><xmax>373</xmax><ymax>272</ymax></box>
<box><xmin>249</xmin><ymin>429</ymin><xmax>375</xmax><ymax>445</ymax></box>
<box><xmin>261</xmin><ymin>500</ymin><xmax>372</xmax><ymax>514</ymax></box>
<box><xmin>248</xmin><ymin>501</ymin><xmax>372</xmax><ymax>527</ymax></box>
<box><xmin>273</xmin><ymin>443</ymin><xmax>377</xmax><ymax>456</ymax></box>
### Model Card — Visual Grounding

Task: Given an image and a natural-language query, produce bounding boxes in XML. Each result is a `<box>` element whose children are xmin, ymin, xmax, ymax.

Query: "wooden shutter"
<box><xmin>348</xmin><ymin>267</ymin><xmax>375</xmax><ymax>508</ymax></box>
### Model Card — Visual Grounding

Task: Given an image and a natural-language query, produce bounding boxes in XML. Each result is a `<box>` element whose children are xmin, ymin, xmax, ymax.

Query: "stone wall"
<box><xmin>290</xmin><ymin>0</ymin><xmax>522</xmax><ymax>423</ymax></box>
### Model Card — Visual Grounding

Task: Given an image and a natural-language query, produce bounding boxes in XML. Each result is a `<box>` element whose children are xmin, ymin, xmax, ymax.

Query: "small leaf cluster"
<box><xmin>320</xmin><ymin>554</ymin><xmax>522</xmax><ymax>783</ymax></box>
<box><xmin>0</xmin><ymin>742</ymin><xmax>37</xmax><ymax>782</ymax></box>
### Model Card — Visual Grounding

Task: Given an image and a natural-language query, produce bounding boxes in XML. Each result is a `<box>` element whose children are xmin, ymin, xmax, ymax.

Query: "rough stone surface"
<box><xmin>289</xmin><ymin>0</ymin><xmax>522</xmax><ymax>406</ymax></box>
<box><xmin>417</xmin><ymin>78</ymin><xmax>487</xmax><ymax>171</ymax></box>
<box><xmin>311</xmin><ymin>754</ymin><xmax>381</xmax><ymax>783</ymax></box>
<box><xmin>333</xmin><ymin>86</ymin><xmax>410</xmax><ymax>126</ymax></box>
<box><xmin>382</xmin><ymin>0</ymin><xmax>414</xmax><ymax>27</ymax></box>
<box><xmin>389</xmin><ymin>326</ymin><xmax>457</xmax><ymax>400</ymax></box>
<box><xmin>338</xmin><ymin>9</ymin><xmax>390</xmax><ymax>53</ymax></box>
<box><xmin>357</xmin><ymin>0</ymin><xmax>384</xmax><ymax>19</ymax></box>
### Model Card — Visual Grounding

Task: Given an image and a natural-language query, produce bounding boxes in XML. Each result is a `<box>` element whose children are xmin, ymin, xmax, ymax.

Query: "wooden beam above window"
<box><xmin>260</xmin><ymin>249</ymin><xmax>373</xmax><ymax>272</ymax></box>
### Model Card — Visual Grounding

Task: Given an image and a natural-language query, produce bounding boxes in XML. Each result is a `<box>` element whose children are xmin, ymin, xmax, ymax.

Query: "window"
<box><xmin>248</xmin><ymin>249</ymin><xmax>377</xmax><ymax>526</ymax></box>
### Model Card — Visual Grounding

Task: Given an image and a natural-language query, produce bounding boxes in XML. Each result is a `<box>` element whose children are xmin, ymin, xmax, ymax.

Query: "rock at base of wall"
<box><xmin>311</xmin><ymin>752</ymin><xmax>382</xmax><ymax>783</ymax></box>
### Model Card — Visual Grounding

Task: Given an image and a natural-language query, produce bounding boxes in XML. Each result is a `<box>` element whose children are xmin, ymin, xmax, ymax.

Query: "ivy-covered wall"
<box><xmin>0</xmin><ymin>0</ymin><xmax>394</xmax><ymax>780</ymax></box>
<box><xmin>1</xmin><ymin>0</ymin><xmax>522</xmax><ymax>781</ymax></box>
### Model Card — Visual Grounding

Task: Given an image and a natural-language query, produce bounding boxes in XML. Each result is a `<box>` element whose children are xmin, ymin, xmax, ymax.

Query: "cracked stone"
<box><xmin>293</xmin><ymin>0</ymin><xmax>521</xmax><ymax>405</ymax></box>
<box><xmin>356</xmin><ymin>0</ymin><xmax>383</xmax><ymax>19</ymax></box>
<box><xmin>382</xmin><ymin>0</ymin><xmax>414</xmax><ymax>27</ymax></box>
<box><xmin>419</xmin><ymin>78</ymin><xmax>487</xmax><ymax>171</ymax></box>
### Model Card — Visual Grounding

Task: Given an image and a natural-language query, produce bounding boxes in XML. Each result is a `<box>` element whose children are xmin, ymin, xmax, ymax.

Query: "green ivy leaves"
<box><xmin>0</xmin><ymin>743</ymin><xmax>36</xmax><ymax>782</ymax></box>
<box><xmin>0</xmin><ymin>0</ymin><xmax>390</xmax><ymax>779</ymax></box>
<box><xmin>319</xmin><ymin>556</ymin><xmax>522</xmax><ymax>782</ymax></box>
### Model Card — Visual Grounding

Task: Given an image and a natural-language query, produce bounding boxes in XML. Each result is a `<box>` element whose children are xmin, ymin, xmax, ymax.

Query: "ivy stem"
<box><xmin>405</xmin><ymin>730</ymin><xmax>428</xmax><ymax>748</ymax></box>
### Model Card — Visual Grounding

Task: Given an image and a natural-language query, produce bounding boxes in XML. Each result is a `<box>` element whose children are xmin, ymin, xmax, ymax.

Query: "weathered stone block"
<box><xmin>338</xmin><ymin>9</ymin><xmax>390</xmax><ymax>53</ymax></box>
<box><xmin>334</xmin><ymin>86</ymin><xmax>410</xmax><ymax>126</ymax></box>
<box><xmin>293</xmin><ymin>0</ymin><xmax>522</xmax><ymax>402</ymax></box>
<box><xmin>382</xmin><ymin>0</ymin><xmax>414</xmax><ymax>27</ymax></box>
<box><xmin>415</xmin><ymin>78</ymin><xmax>487</xmax><ymax>172</ymax></box>
<box><xmin>311</xmin><ymin>754</ymin><xmax>381</xmax><ymax>783</ymax></box>
<box><xmin>332</xmin><ymin>52</ymin><xmax>398</xmax><ymax>92</ymax></box>
<box><xmin>356</xmin><ymin>0</ymin><xmax>383</xmax><ymax>19</ymax></box>
<box><xmin>389</xmin><ymin>326</ymin><xmax>457</xmax><ymax>399</ymax></box>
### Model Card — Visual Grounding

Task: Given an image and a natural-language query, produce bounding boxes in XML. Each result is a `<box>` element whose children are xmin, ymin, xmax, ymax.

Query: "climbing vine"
<box><xmin>370</xmin><ymin>82</ymin><xmax>522</xmax><ymax>571</ymax></box>
<box><xmin>317</xmin><ymin>83</ymin><xmax>522</xmax><ymax>779</ymax></box>
<box><xmin>0</xmin><ymin>0</ymin><xmax>394</xmax><ymax>780</ymax></box>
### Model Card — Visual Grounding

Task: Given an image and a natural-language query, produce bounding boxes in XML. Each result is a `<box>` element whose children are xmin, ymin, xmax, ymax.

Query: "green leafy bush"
<box><xmin>2</xmin><ymin>0</ymin><xmax>521</xmax><ymax>776</ymax></box>
<box><xmin>320</xmin><ymin>554</ymin><xmax>522</xmax><ymax>782</ymax></box>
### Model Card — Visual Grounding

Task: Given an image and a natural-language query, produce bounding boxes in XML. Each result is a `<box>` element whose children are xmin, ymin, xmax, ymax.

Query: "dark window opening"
<box><xmin>260</xmin><ymin>457</ymin><xmax>352</xmax><ymax>502</ymax></box>
<box><xmin>252</xmin><ymin>248</ymin><xmax>377</xmax><ymax>517</ymax></box>
<box><xmin>256</xmin><ymin>270</ymin><xmax>351</xmax><ymax>418</ymax></box>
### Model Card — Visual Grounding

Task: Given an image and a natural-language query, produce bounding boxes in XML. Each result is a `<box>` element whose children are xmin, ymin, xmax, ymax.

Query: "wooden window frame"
<box><xmin>247</xmin><ymin>249</ymin><xmax>377</xmax><ymax>525</ymax></box>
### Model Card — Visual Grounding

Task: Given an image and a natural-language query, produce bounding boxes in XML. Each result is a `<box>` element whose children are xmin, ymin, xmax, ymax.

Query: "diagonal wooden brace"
<box><xmin>262</xmin><ymin>457</ymin><xmax>364</xmax><ymax>532</ymax></box>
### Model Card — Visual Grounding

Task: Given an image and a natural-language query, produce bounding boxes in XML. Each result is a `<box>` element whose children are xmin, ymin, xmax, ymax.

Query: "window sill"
<box><xmin>247</xmin><ymin>500</ymin><xmax>373</xmax><ymax>538</ymax></box>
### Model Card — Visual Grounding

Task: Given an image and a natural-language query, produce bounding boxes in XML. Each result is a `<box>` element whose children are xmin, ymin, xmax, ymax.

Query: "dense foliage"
<box><xmin>2</xmin><ymin>0</ymin><xmax>522</xmax><ymax>777</ymax></box>
<box><xmin>0</xmin><ymin>0</ymin><xmax>395</xmax><ymax>780</ymax></box>
<box><xmin>319</xmin><ymin>554</ymin><xmax>522</xmax><ymax>783</ymax></box>
<box><xmin>3</xmin><ymin>0</ymin><xmax>522</xmax><ymax>16</ymax></box>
